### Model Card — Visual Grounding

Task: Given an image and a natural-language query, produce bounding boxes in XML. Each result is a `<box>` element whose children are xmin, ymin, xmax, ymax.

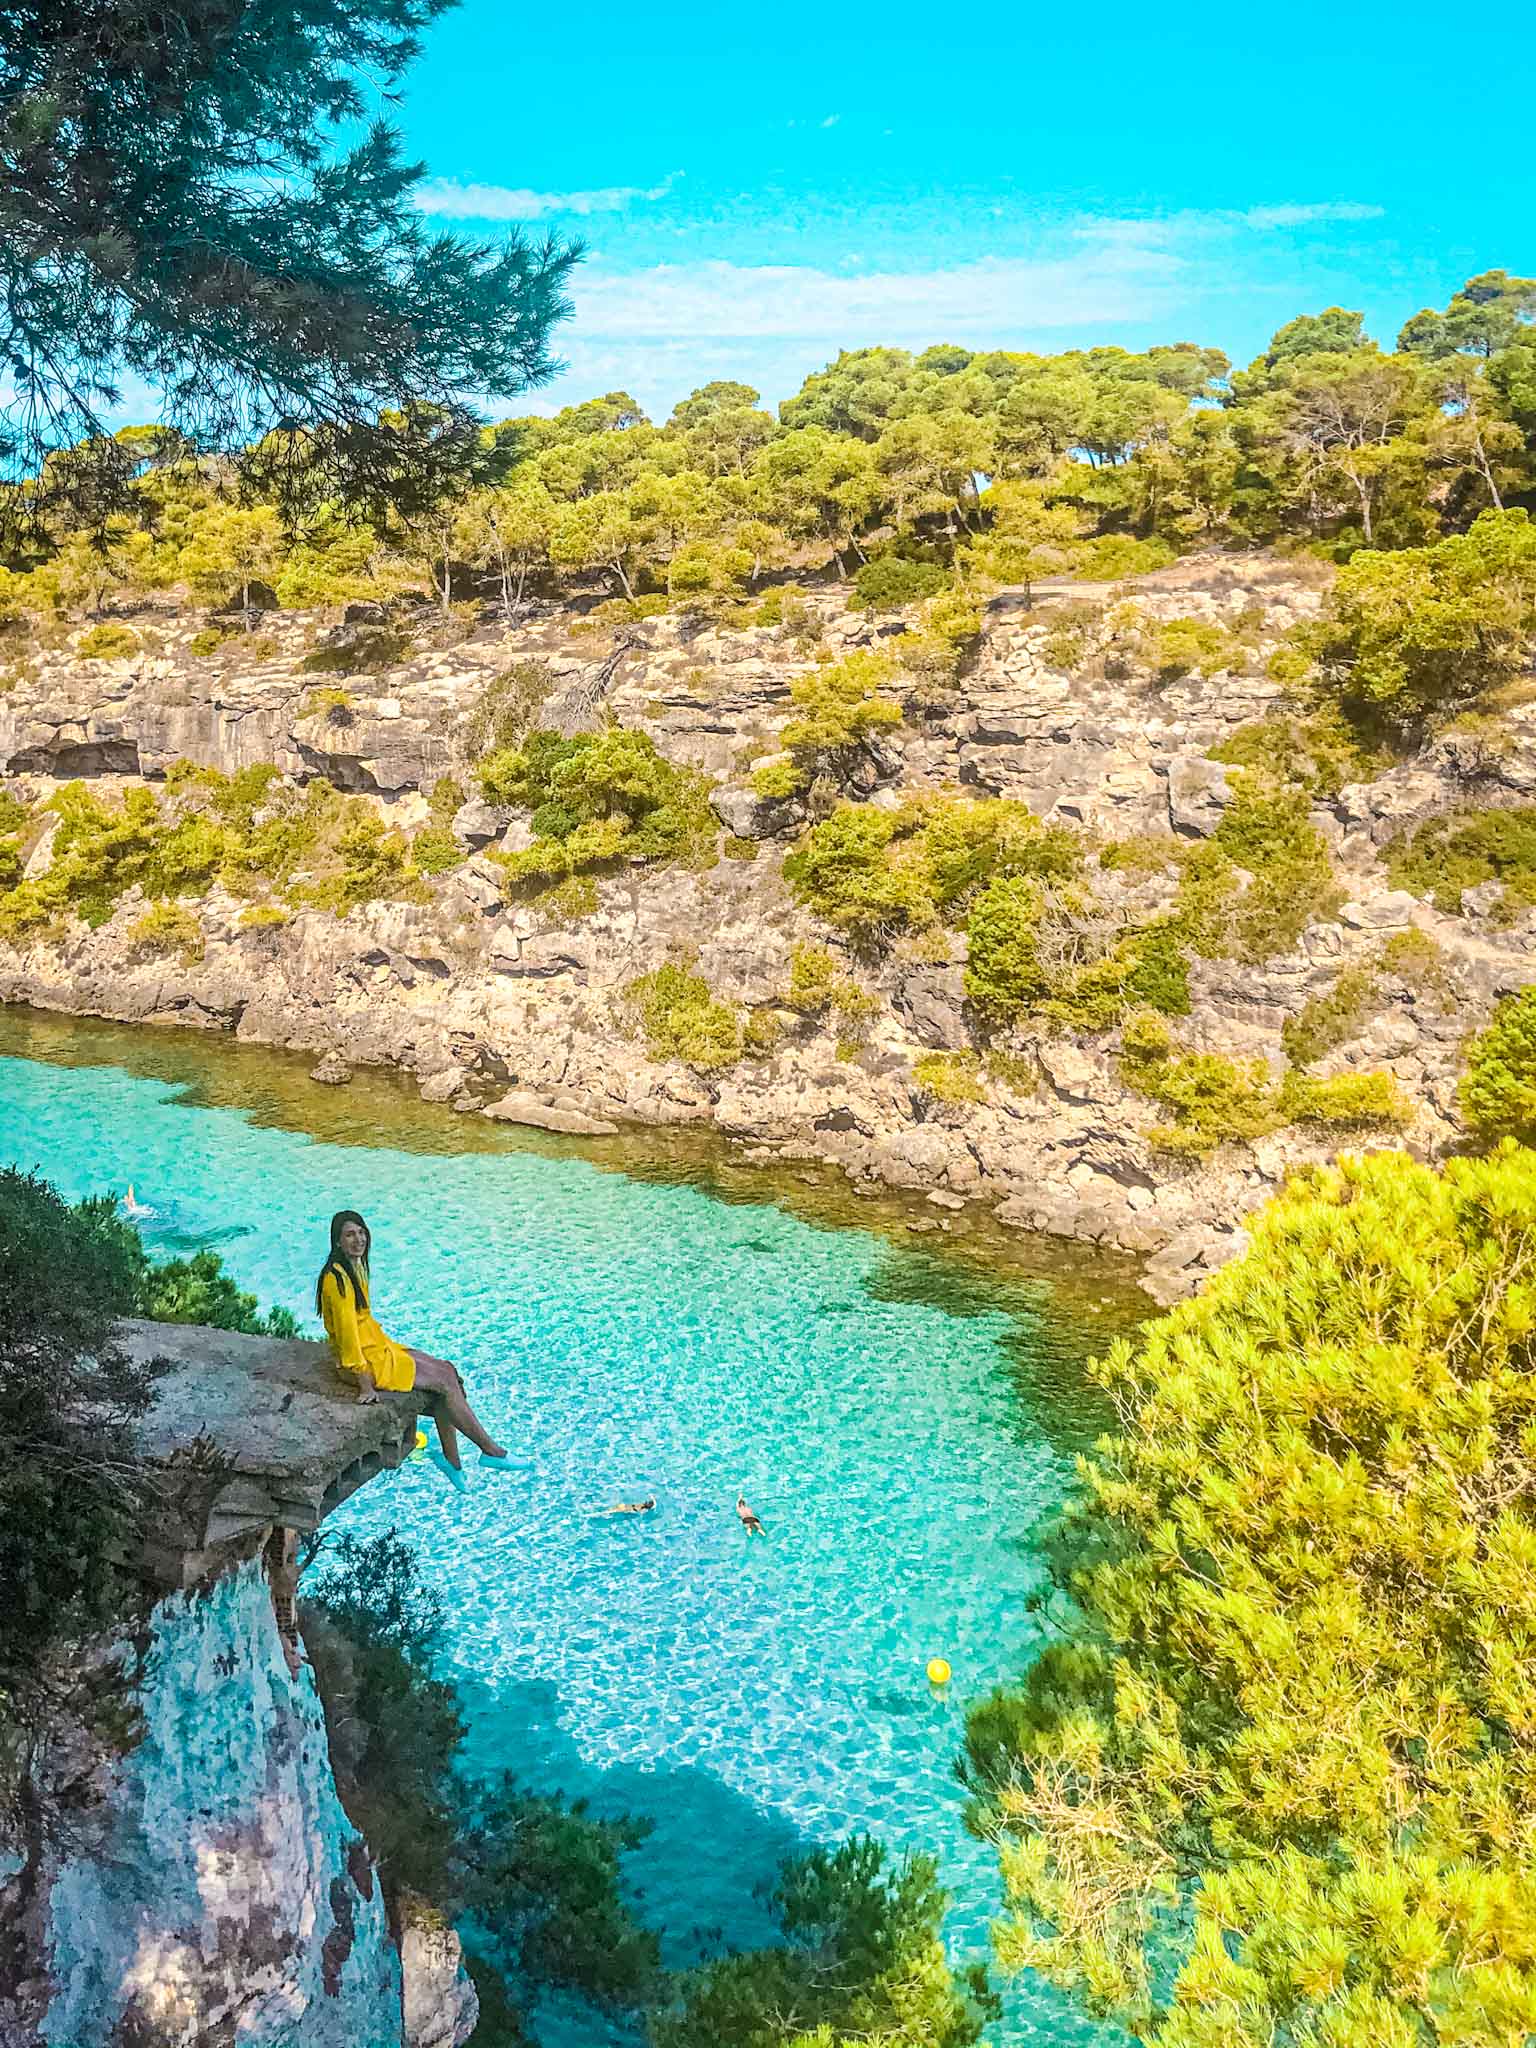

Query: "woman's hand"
<box><xmin>356</xmin><ymin>1375</ymin><xmax>381</xmax><ymax>1404</ymax></box>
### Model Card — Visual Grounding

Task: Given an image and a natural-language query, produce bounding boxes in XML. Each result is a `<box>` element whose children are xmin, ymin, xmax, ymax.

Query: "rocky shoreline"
<box><xmin>5</xmin><ymin>554</ymin><xmax>1536</xmax><ymax>1303</ymax></box>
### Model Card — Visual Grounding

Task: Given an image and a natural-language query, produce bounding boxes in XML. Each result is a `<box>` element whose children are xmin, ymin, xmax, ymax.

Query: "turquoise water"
<box><xmin>0</xmin><ymin>1023</ymin><xmax>1138</xmax><ymax>2046</ymax></box>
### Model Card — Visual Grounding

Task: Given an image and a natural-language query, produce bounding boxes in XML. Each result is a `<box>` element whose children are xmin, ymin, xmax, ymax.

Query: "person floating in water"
<box><xmin>122</xmin><ymin>1183</ymin><xmax>155</xmax><ymax>1222</ymax></box>
<box><xmin>604</xmin><ymin>1498</ymin><xmax>656</xmax><ymax>1515</ymax></box>
<box><xmin>317</xmin><ymin>1210</ymin><xmax>508</xmax><ymax>1476</ymax></box>
<box><xmin>737</xmin><ymin>1494</ymin><xmax>766</xmax><ymax>1538</ymax></box>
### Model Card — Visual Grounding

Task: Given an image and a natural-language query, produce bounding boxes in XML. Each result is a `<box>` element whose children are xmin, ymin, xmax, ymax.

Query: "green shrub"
<box><xmin>0</xmin><ymin>1173</ymin><xmax>161</xmax><ymax>1771</ymax></box>
<box><xmin>783</xmin><ymin>804</ymin><xmax>932</xmax><ymax>944</ymax></box>
<box><xmin>766</xmin><ymin>649</ymin><xmax>905</xmax><ymax>794</ymax></box>
<box><xmin>1175</xmin><ymin>785</ymin><xmax>1341</xmax><ymax>963</ymax></box>
<box><xmin>1118</xmin><ymin>1014</ymin><xmax>1281</xmax><ymax>1157</ymax></box>
<box><xmin>784</xmin><ymin>944</ymin><xmax>879</xmax><ymax>1051</ymax></box>
<box><xmin>462</xmin><ymin>660</ymin><xmax>557</xmax><ymax>758</ymax></box>
<box><xmin>721</xmin><ymin>833</ymin><xmax>757</xmax><ymax>860</ymax></box>
<box><xmin>0</xmin><ymin>788</ymin><xmax>28</xmax><ymax>835</ymax></box>
<box><xmin>625</xmin><ymin>961</ymin><xmax>742</xmax><ymax>1069</ymax></box>
<box><xmin>460</xmin><ymin>1783</ymin><xmax>660</xmax><ymax>2012</ymax></box>
<box><xmin>750</xmin><ymin>754</ymin><xmax>803</xmax><ymax>802</ymax></box>
<box><xmin>188</xmin><ymin>626</ymin><xmax>233</xmax><ymax>658</ymax></box>
<box><xmin>128</xmin><ymin>901</ymin><xmax>204</xmax><ymax>963</ymax></box>
<box><xmin>429</xmin><ymin>776</ymin><xmax>465</xmax><ymax>818</ymax></box>
<box><xmin>410</xmin><ymin>824</ymin><xmax>463</xmax><ymax>877</ymax></box>
<box><xmin>479</xmin><ymin>728</ymin><xmax>717</xmax><ymax>891</ymax></box>
<box><xmin>302</xmin><ymin>1530</ymin><xmax>467</xmax><ymax>1904</ymax></box>
<box><xmin>75</xmin><ymin>623</ymin><xmax>140</xmax><ymax>661</ymax></box>
<box><xmin>1040</xmin><ymin>600</ymin><xmax>1104</xmax><ymax>673</ymax></box>
<box><xmin>1122</xmin><ymin>1013</ymin><xmax>1411</xmax><ymax>1154</ymax></box>
<box><xmin>1304</xmin><ymin>506</ymin><xmax>1536</xmax><ymax>729</ymax></box>
<box><xmin>786</xmin><ymin>796</ymin><xmax>1078</xmax><ymax>955</ymax></box>
<box><xmin>1120</xmin><ymin>921</ymin><xmax>1192</xmax><ymax>1017</ymax></box>
<box><xmin>303</xmin><ymin>1529</ymin><xmax>659</xmax><ymax>2033</ymax></box>
<box><xmin>300</xmin><ymin>626</ymin><xmax>409</xmax><ymax>676</ymax></box>
<box><xmin>912</xmin><ymin>1051</ymin><xmax>985</xmax><ymax>1104</ymax></box>
<box><xmin>652</xmin><ymin>1836</ymin><xmax>998</xmax><ymax>2048</ymax></box>
<box><xmin>300</xmin><ymin>685</ymin><xmax>354</xmax><ymax>720</ymax></box>
<box><xmin>923</xmin><ymin>587</ymin><xmax>984</xmax><ymax>647</ymax></box>
<box><xmin>1378</xmin><ymin>926</ymin><xmax>1452</xmax><ymax>1006</ymax></box>
<box><xmin>135</xmin><ymin>1247</ymin><xmax>299</xmax><ymax>1338</ymax></box>
<box><xmin>1211</xmin><ymin>708</ymin><xmax>1378</xmax><ymax>797</ymax></box>
<box><xmin>786</xmin><ymin>943</ymin><xmax>840</xmax><ymax>1011</ymax></box>
<box><xmin>1277</xmin><ymin>1068</ymin><xmax>1412</xmax><ymax>1128</ymax></box>
<box><xmin>1386</xmin><ymin>804</ymin><xmax>1536</xmax><ymax>916</ymax></box>
<box><xmin>1071</xmin><ymin>534</ymin><xmax>1177</xmax><ymax>580</ymax></box>
<box><xmin>1143</xmin><ymin>614</ymin><xmax>1248</xmax><ymax>679</ymax></box>
<box><xmin>963</xmin><ymin>1145</ymin><xmax>1536</xmax><ymax>2044</ymax></box>
<box><xmin>1281</xmin><ymin>963</ymin><xmax>1379</xmax><ymax>1067</ymax></box>
<box><xmin>742</xmin><ymin>1008</ymin><xmax>783</xmax><ymax>1057</ymax></box>
<box><xmin>0</xmin><ymin>771</ymin><xmax>426</xmax><ymax>940</ymax></box>
<box><xmin>1459</xmin><ymin>986</ymin><xmax>1536</xmax><ymax>1142</ymax></box>
<box><xmin>852</xmin><ymin>555</ymin><xmax>949</xmax><ymax>612</ymax></box>
<box><xmin>964</xmin><ymin>875</ymin><xmax>1050</xmax><ymax>1020</ymax></box>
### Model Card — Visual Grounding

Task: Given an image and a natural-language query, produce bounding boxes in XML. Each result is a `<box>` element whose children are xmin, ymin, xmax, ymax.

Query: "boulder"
<box><xmin>398</xmin><ymin>1895</ymin><xmax>479</xmax><ymax>2048</ymax></box>
<box><xmin>482</xmin><ymin>1090</ymin><xmax>618</xmax><ymax>1136</ymax></box>
<box><xmin>450</xmin><ymin>800</ymin><xmax>513</xmax><ymax>849</ymax></box>
<box><xmin>890</xmin><ymin>964</ymin><xmax>968</xmax><ymax>1048</ymax></box>
<box><xmin>418</xmin><ymin>1067</ymin><xmax>468</xmax><ymax>1105</ymax></box>
<box><xmin>709</xmin><ymin>782</ymin><xmax>803</xmax><ymax>841</ymax></box>
<box><xmin>1165</xmin><ymin>753</ymin><xmax>1233</xmax><ymax>837</ymax></box>
<box><xmin>1337</xmin><ymin>890</ymin><xmax>1421</xmax><ymax>930</ymax></box>
<box><xmin>309</xmin><ymin>1052</ymin><xmax>353</xmax><ymax>1086</ymax></box>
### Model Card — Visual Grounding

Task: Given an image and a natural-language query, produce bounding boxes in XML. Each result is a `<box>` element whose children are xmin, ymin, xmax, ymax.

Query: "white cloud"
<box><xmin>570</xmin><ymin>234</ymin><xmax>1187</xmax><ymax>346</ymax></box>
<box><xmin>495</xmin><ymin>200</ymin><xmax>1389</xmax><ymax>418</ymax></box>
<box><xmin>1240</xmin><ymin>201</ymin><xmax>1385</xmax><ymax>229</ymax></box>
<box><xmin>414</xmin><ymin>171</ymin><xmax>682</xmax><ymax>221</ymax></box>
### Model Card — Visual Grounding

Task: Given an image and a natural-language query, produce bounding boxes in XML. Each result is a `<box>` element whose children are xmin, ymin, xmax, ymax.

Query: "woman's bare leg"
<box><xmin>410</xmin><ymin>1352</ymin><xmax>506</xmax><ymax>1459</ymax></box>
<box><xmin>429</xmin><ymin>1395</ymin><xmax>463</xmax><ymax>1468</ymax></box>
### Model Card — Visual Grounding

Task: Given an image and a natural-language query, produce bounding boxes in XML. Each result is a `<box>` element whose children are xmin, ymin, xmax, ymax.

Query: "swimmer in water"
<box><xmin>603</xmin><ymin>1498</ymin><xmax>656</xmax><ymax>1515</ymax></box>
<box><xmin>122</xmin><ymin>1183</ymin><xmax>155</xmax><ymax>1221</ymax></box>
<box><xmin>737</xmin><ymin>1495</ymin><xmax>766</xmax><ymax>1538</ymax></box>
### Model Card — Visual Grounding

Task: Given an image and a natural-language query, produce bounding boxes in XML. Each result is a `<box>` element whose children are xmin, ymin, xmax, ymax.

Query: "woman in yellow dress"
<box><xmin>317</xmin><ymin>1210</ymin><xmax>507</xmax><ymax>1473</ymax></box>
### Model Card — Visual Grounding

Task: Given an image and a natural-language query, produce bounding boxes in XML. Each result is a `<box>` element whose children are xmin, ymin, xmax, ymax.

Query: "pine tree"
<box><xmin>0</xmin><ymin>0</ymin><xmax>579</xmax><ymax>536</ymax></box>
<box><xmin>962</xmin><ymin>1145</ymin><xmax>1536</xmax><ymax>2046</ymax></box>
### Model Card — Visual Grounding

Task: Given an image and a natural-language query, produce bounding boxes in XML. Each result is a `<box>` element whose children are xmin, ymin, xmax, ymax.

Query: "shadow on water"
<box><xmin>862</xmin><ymin>1245</ymin><xmax>1122</xmax><ymax>1457</ymax></box>
<box><xmin>454</xmin><ymin>1672</ymin><xmax>810</xmax><ymax>1970</ymax></box>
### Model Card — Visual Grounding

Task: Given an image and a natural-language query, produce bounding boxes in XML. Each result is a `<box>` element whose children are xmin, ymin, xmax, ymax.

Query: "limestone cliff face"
<box><xmin>4</xmin><ymin>555</ymin><xmax>1536</xmax><ymax>1301</ymax></box>
<box><xmin>0</xmin><ymin>1558</ymin><xmax>476</xmax><ymax>2048</ymax></box>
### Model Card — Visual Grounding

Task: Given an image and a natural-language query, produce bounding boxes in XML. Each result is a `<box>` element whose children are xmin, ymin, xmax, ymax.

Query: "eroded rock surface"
<box><xmin>4</xmin><ymin>555</ymin><xmax>1535</xmax><ymax>1300</ymax></box>
<box><xmin>0</xmin><ymin>1558</ymin><xmax>476</xmax><ymax>2048</ymax></box>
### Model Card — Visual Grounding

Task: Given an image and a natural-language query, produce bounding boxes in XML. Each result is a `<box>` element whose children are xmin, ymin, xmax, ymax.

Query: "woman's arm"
<box><xmin>322</xmin><ymin>1270</ymin><xmax>368</xmax><ymax>1375</ymax></box>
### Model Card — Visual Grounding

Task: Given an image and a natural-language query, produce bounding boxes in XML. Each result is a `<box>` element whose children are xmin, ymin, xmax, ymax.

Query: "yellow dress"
<box><xmin>320</xmin><ymin>1263</ymin><xmax>417</xmax><ymax>1392</ymax></box>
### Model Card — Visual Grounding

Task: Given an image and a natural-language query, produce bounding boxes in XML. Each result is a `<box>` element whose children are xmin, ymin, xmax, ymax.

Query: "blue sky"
<box><xmin>402</xmin><ymin>0</ymin><xmax>1530</xmax><ymax>419</ymax></box>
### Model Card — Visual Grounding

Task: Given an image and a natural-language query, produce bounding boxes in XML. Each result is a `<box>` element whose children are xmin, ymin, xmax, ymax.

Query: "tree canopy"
<box><xmin>961</xmin><ymin>1145</ymin><xmax>1536</xmax><ymax>2047</ymax></box>
<box><xmin>0</xmin><ymin>0</ymin><xmax>579</xmax><ymax>534</ymax></box>
<box><xmin>0</xmin><ymin>268</ymin><xmax>1531</xmax><ymax>624</ymax></box>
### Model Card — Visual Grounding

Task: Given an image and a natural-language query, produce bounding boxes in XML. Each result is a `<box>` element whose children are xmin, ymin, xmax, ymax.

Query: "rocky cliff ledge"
<box><xmin>0</xmin><ymin>1325</ymin><xmax>476</xmax><ymax>2048</ymax></box>
<box><xmin>3</xmin><ymin>555</ymin><xmax>1535</xmax><ymax>1301</ymax></box>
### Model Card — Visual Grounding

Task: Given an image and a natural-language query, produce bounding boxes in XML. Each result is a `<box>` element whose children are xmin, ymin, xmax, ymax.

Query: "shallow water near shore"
<box><xmin>0</xmin><ymin>1006</ymin><xmax>1144</xmax><ymax>2046</ymax></box>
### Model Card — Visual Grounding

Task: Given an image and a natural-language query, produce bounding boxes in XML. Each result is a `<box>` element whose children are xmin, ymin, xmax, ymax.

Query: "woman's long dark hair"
<box><xmin>316</xmin><ymin>1210</ymin><xmax>371</xmax><ymax>1315</ymax></box>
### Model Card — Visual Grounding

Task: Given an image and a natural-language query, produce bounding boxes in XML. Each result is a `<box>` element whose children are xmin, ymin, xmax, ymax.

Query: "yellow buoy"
<box><xmin>926</xmin><ymin>1657</ymin><xmax>952</xmax><ymax>1687</ymax></box>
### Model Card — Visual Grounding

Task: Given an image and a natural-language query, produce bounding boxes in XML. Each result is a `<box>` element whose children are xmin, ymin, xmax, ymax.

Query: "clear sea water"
<box><xmin>0</xmin><ymin>1010</ymin><xmax>1144</xmax><ymax>2047</ymax></box>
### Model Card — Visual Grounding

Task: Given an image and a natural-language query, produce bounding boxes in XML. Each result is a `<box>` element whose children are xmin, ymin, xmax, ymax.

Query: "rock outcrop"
<box><xmin>0</xmin><ymin>1328</ymin><xmax>475</xmax><ymax>2048</ymax></box>
<box><xmin>4</xmin><ymin>555</ymin><xmax>1535</xmax><ymax>1301</ymax></box>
